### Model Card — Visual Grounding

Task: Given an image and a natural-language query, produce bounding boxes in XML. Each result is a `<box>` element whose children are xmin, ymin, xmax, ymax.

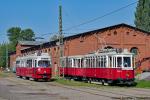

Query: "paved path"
<box><xmin>0</xmin><ymin>76</ymin><xmax>150</xmax><ymax>100</ymax></box>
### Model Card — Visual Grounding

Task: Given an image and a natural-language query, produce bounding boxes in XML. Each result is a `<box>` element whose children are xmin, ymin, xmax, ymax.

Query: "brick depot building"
<box><xmin>9</xmin><ymin>23</ymin><xmax>150</xmax><ymax>75</ymax></box>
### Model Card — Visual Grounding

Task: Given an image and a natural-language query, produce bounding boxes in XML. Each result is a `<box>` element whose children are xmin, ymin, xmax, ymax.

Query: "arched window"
<box><xmin>130</xmin><ymin>47</ymin><xmax>139</xmax><ymax>56</ymax></box>
<box><xmin>104</xmin><ymin>46</ymin><xmax>114</xmax><ymax>49</ymax></box>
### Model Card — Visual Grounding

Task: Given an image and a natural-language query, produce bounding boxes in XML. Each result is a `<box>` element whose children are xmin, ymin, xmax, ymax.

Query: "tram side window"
<box><xmin>123</xmin><ymin>57</ymin><xmax>131</xmax><ymax>67</ymax></box>
<box><xmin>67</xmin><ymin>59</ymin><xmax>71</xmax><ymax>67</ymax></box>
<box><xmin>112</xmin><ymin>57</ymin><xmax>117</xmax><ymax>68</ymax></box>
<box><xmin>85</xmin><ymin>58</ymin><xmax>89</xmax><ymax>68</ymax></box>
<box><xmin>108</xmin><ymin>56</ymin><xmax>112</xmax><ymax>68</ymax></box>
<box><xmin>21</xmin><ymin>61</ymin><xmax>24</xmax><ymax>67</ymax></box>
<box><xmin>117</xmin><ymin>57</ymin><xmax>122</xmax><ymax>67</ymax></box>
<box><xmin>68</xmin><ymin>59</ymin><xmax>72</xmax><ymax>68</ymax></box>
<box><xmin>35</xmin><ymin>60</ymin><xmax>37</xmax><ymax>67</ymax></box>
<box><xmin>103</xmin><ymin>56</ymin><xmax>106</xmax><ymax>68</ymax></box>
<box><xmin>27</xmin><ymin>60</ymin><xmax>32</xmax><ymax>67</ymax></box>
<box><xmin>95</xmin><ymin>56</ymin><xmax>106</xmax><ymax>68</ymax></box>
<box><xmin>85</xmin><ymin>59</ymin><xmax>87</xmax><ymax>68</ymax></box>
<box><xmin>86</xmin><ymin>58</ymin><xmax>94</xmax><ymax>68</ymax></box>
<box><xmin>101</xmin><ymin>56</ymin><xmax>105</xmax><ymax>68</ymax></box>
<box><xmin>89</xmin><ymin>58</ymin><xmax>92</xmax><ymax>68</ymax></box>
<box><xmin>81</xmin><ymin>58</ymin><xmax>84</xmax><ymax>68</ymax></box>
<box><xmin>90</xmin><ymin>57</ymin><xmax>94</xmax><ymax>68</ymax></box>
<box><xmin>92</xmin><ymin>57</ymin><xmax>95</xmax><ymax>68</ymax></box>
<box><xmin>77</xmin><ymin>59</ymin><xmax>81</xmax><ymax>68</ymax></box>
<box><xmin>16</xmin><ymin>61</ymin><xmax>20</xmax><ymax>67</ymax></box>
<box><xmin>98</xmin><ymin>57</ymin><xmax>101</xmax><ymax>68</ymax></box>
<box><xmin>73</xmin><ymin>59</ymin><xmax>76</xmax><ymax>67</ymax></box>
<box><xmin>88</xmin><ymin>59</ymin><xmax>90</xmax><ymax>68</ymax></box>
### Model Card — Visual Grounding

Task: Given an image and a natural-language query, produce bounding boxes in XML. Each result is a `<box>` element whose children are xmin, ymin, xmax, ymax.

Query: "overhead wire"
<box><xmin>63</xmin><ymin>1</ymin><xmax>138</xmax><ymax>32</ymax></box>
<box><xmin>35</xmin><ymin>1</ymin><xmax>138</xmax><ymax>38</ymax></box>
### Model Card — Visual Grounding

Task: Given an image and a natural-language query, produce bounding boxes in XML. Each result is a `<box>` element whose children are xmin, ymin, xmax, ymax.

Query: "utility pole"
<box><xmin>58</xmin><ymin>0</ymin><xmax>64</xmax><ymax>78</ymax></box>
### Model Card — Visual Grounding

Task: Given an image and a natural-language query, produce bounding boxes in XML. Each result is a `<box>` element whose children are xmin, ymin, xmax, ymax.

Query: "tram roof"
<box><xmin>64</xmin><ymin>50</ymin><xmax>133</xmax><ymax>58</ymax></box>
<box><xmin>16</xmin><ymin>53</ymin><xmax>51</xmax><ymax>60</ymax></box>
<box><xmin>18</xmin><ymin>41</ymin><xmax>46</xmax><ymax>46</ymax></box>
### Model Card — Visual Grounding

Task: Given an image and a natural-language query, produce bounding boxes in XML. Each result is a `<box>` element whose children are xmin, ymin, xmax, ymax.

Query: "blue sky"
<box><xmin>0</xmin><ymin>0</ymin><xmax>137</xmax><ymax>43</ymax></box>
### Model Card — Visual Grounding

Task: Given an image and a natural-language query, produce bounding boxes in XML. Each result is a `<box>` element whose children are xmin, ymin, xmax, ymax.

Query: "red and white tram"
<box><xmin>16</xmin><ymin>53</ymin><xmax>52</xmax><ymax>81</ymax></box>
<box><xmin>60</xmin><ymin>49</ymin><xmax>135</xmax><ymax>85</ymax></box>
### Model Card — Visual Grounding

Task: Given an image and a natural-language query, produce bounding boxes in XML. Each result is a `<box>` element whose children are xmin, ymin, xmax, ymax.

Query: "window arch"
<box><xmin>104</xmin><ymin>46</ymin><xmax>114</xmax><ymax>49</ymax></box>
<box><xmin>130</xmin><ymin>47</ymin><xmax>139</xmax><ymax>56</ymax></box>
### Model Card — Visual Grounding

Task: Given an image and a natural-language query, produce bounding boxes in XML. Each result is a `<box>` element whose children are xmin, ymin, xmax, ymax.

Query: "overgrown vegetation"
<box><xmin>7</xmin><ymin>27</ymin><xmax>35</xmax><ymax>51</ymax></box>
<box><xmin>0</xmin><ymin>27</ymin><xmax>36</xmax><ymax>68</ymax></box>
<box><xmin>0</xmin><ymin>71</ymin><xmax>14</xmax><ymax>78</ymax></box>
<box><xmin>135</xmin><ymin>0</ymin><xmax>150</xmax><ymax>32</ymax></box>
<box><xmin>54</xmin><ymin>78</ymin><xmax>150</xmax><ymax>88</ymax></box>
<box><xmin>0</xmin><ymin>43</ymin><xmax>9</xmax><ymax>68</ymax></box>
<box><xmin>135</xmin><ymin>80</ymin><xmax>150</xmax><ymax>88</ymax></box>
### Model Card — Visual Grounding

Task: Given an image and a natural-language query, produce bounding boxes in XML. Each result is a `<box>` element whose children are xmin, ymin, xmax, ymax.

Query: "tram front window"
<box><xmin>38</xmin><ymin>60</ymin><xmax>50</xmax><ymax>67</ymax></box>
<box><xmin>123</xmin><ymin>57</ymin><xmax>131</xmax><ymax>67</ymax></box>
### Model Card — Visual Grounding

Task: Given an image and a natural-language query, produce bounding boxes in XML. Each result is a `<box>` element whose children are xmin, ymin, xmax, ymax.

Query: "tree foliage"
<box><xmin>49</xmin><ymin>35</ymin><xmax>58</xmax><ymax>41</ymax></box>
<box><xmin>0</xmin><ymin>43</ymin><xmax>8</xmax><ymax>68</ymax></box>
<box><xmin>135</xmin><ymin>0</ymin><xmax>150</xmax><ymax>32</ymax></box>
<box><xmin>7</xmin><ymin>27</ymin><xmax>35</xmax><ymax>50</ymax></box>
<box><xmin>0</xmin><ymin>27</ymin><xmax>36</xmax><ymax>68</ymax></box>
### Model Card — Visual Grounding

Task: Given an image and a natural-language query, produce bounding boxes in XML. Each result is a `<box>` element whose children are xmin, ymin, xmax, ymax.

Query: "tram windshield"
<box><xmin>116</xmin><ymin>56</ymin><xmax>131</xmax><ymax>68</ymax></box>
<box><xmin>123</xmin><ymin>57</ymin><xmax>131</xmax><ymax>68</ymax></box>
<box><xmin>38</xmin><ymin>60</ymin><xmax>50</xmax><ymax>67</ymax></box>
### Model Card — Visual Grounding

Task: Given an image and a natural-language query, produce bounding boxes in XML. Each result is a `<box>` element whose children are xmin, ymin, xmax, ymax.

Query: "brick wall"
<box><xmin>64</xmin><ymin>26</ymin><xmax>150</xmax><ymax>70</ymax></box>
<box><xmin>9</xmin><ymin>24</ymin><xmax>150</xmax><ymax>72</ymax></box>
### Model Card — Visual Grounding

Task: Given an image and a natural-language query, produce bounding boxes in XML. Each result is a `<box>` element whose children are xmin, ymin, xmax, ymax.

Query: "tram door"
<box><xmin>108</xmin><ymin>56</ymin><xmax>112</xmax><ymax>78</ymax></box>
<box><xmin>111</xmin><ymin>56</ymin><xmax>121</xmax><ymax>79</ymax></box>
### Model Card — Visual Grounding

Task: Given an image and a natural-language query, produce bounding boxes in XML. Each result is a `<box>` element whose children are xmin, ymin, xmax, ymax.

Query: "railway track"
<box><xmin>45</xmin><ymin>82</ymin><xmax>137</xmax><ymax>100</ymax></box>
<box><xmin>45</xmin><ymin>81</ymin><xmax>150</xmax><ymax>100</ymax></box>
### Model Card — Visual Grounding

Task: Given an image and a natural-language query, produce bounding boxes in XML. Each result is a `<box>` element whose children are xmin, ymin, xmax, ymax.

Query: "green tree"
<box><xmin>0</xmin><ymin>43</ymin><xmax>8</xmax><ymax>68</ymax></box>
<box><xmin>135</xmin><ymin>0</ymin><xmax>150</xmax><ymax>32</ymax></box>
<box><xmin>49</xmin><ymin>35</ymin><xmax>58</xmax><ymax>41</ymax></box>
<box><xmin>7</xmin><ymin>27</ymin><xmax>35</xmax><ymax>50</ymax></box>
<box><xmin>21</xmin><ymin>29</ymin><xmax>35</xmax><ymax>41</ymax></box>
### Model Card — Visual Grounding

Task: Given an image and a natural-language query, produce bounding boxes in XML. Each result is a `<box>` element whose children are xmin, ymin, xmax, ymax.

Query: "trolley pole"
<box><xmin>58</xmin><ymin>0</ymin><xmax>64</xmax><ymax>78</ymax></box>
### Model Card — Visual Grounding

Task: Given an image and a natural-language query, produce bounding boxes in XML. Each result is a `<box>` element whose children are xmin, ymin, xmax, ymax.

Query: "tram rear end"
<box><xmin>109</xmin><ymin>54</ymin><xmax>135</xmax><ymax>85</ymax></box>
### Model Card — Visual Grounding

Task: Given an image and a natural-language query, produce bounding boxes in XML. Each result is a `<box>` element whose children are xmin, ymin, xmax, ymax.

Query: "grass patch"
<box><xmin>0</xmin><ymin>71</ymin><xmax>15</xmax><ymax>78</ymax></box>
<box><xmin>0</xmin><ymin>72</ymin><xmax>9</xmax><ymax>78</ymax></box>
<box><xmin>135</xmin><ymin>80</ymin><xmax>150</xmax><ymax>88</ymax></box>
<box><xmin>54</xmin><ymin>78</ymin><xmax>103</xmax><ymax>88</ymax></box>
<box><xmin>55</xmin><ymin>78</ymin><xmax>150</xmax><ymax>89</ymax></box>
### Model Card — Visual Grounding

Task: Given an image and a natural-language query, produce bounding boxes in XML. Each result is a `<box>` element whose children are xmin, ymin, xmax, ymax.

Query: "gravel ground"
<box><xmin>0</xmin><ymin>75</ymin><xmax>150</xmax><ymax>100</ymax></box>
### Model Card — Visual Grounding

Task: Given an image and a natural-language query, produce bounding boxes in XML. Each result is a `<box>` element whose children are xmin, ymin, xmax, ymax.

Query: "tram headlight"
<box><xmin>126</xmin><ymin>73</ymin><xmax>130</xmax><ymax>77</ymax></box>
<box><xmin>38</xmin><ymin>68</ymin><xmax>41</xmax><ymax>72</ymax></box>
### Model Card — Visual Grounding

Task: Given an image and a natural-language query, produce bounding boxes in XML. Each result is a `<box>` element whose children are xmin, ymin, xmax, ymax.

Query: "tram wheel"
<box><xmin>33</xmin><ymin>78</ymin><xmax>38</xmax><ymax>81</ymax></box>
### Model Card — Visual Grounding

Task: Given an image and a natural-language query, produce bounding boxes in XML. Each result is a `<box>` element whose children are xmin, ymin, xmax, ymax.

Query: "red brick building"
<box><xmin>9</xmin><ymin>23</ymin><xmax>150</xmax><ymax>74</ymax></box>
